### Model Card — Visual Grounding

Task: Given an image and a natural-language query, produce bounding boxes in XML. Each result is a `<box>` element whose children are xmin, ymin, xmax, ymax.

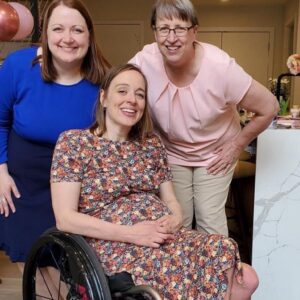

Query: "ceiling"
<box><xmin>194</xmin><ymin>0</ymin><xmax>288</xmax><ymax>5</ymax></box>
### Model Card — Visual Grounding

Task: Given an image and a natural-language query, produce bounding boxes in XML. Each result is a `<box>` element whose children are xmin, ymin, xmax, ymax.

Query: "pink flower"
<box><xmin>287</xmin><ymin>54</ymin><xmax>300</xmax><ymax>75</ymax></box>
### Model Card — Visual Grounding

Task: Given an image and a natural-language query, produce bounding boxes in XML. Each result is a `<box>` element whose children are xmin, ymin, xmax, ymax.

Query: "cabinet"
<box><xmin>198</xmin><ymin>28</ymin><xmax>274</xmax><ymax>87</ymax></box>
<box><xmin>94</xmin><ymin>22</ymin><xmax>143</xmax><ymax>66</ymax></box>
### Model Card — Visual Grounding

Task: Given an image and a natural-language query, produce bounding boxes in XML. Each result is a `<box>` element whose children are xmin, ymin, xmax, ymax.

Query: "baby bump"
<box><xmin>100</xmin><ymin>193</ymin><xmax>171</xmax><ymax>225</ymax></box>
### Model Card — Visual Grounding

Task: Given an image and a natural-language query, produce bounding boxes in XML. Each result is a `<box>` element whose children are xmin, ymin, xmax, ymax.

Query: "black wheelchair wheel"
<box><xmin>23</xmin><ymin>228</ymin><xmax>112</xmax><ymax>300</ymax></box>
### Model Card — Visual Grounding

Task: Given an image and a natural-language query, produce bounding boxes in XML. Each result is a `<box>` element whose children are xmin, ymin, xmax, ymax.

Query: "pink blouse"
<box><xmin>130</xmin><ymin>42</ymin><xmax>252</xmax><ymax>166</ymax></box>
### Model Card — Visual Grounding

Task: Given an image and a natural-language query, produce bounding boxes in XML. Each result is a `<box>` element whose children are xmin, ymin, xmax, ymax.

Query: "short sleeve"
<box><xmin>223</xmin><ymin>57</ymin><xmax>252</xmax><ymax>105</ymax></box>
<box><xmin>51</xmin><ymin>130</ymin><xmax>85</xmax><ymax>183</ymax></box>
<box><xmin>152</xmin><ymin>135</ymin><xmax>173</xmax><ymax>184</ymax></box>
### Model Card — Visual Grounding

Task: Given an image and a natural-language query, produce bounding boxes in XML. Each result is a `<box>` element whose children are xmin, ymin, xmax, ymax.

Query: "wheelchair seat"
<box><xmin>23</xmin><ymin>228</ymin><xmax>161</xmax><ymax>300</ymax></box>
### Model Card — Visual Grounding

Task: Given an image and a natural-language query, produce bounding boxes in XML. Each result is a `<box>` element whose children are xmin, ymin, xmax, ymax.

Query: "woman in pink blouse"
<box><xmin>130</xmin><ymin>0</ymin><xmax>279</xmax><ymax>236</ymax></box>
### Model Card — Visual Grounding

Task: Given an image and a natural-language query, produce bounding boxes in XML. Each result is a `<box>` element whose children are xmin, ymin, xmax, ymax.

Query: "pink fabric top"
<box><xmin>130</xmin><ymin>42</ymin><xmax>252</xmax><ymax>166</ymax></box>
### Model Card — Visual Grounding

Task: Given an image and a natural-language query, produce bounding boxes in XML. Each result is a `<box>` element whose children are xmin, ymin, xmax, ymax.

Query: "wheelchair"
<box><xmin>23</xmin><ymin>228</ymin><xmax>162</xmax><ymax>300</ymax></box>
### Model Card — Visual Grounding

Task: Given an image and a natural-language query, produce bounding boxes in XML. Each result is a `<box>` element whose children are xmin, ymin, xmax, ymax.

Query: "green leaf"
<box><xmin>279</xmin><ymin>97</ymin><xmax>289</xmax><ymax>115</ymax></box>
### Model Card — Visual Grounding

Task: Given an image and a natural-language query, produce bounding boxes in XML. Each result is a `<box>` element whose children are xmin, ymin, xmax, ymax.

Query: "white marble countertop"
<box><xmin>252</xmin><ymin>129</ymin><xmax>300</xmax><ymax>300</ymax></box>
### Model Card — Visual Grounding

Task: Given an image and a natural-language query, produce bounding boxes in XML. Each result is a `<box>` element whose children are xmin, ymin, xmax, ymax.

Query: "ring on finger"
<box><xmin>0</xmin><ymin>197</ymin><xmax>5</xmax><ymax>204</ymax></box>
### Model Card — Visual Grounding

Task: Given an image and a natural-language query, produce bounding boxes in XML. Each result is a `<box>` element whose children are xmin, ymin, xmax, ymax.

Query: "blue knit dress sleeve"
<box><xmin>0</xmin><ymin>51</ymin><xmax>16</xmax><ymax>164</ymax></box>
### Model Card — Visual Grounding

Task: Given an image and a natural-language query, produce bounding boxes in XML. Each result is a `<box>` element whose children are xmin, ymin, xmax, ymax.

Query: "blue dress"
<box><xmin>0</xmin><ymin>47</ymin><xmax>100</xmax><ymax>262</ymax></box>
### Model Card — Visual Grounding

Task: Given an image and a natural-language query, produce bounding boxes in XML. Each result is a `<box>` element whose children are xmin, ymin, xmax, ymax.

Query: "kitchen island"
<box><xmin>252</xmin><ymin>128</ymin><xmax>300</xmax><ymax>300</ymax></box>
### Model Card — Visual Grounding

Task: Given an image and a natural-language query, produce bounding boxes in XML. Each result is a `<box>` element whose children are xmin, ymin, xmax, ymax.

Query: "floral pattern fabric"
<box><xmin>51</xmin><ymin>129</ymin><xmax>242</xmax><ymax>300</ymax></box>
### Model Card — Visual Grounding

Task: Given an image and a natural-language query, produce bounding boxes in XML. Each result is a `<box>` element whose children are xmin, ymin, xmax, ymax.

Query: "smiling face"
<box><xmin>100</xmin><ymin>70</ymin><xmax>147</xmax><ymax>139</ymax></box>
<box><xmin>154</xmin><ymin>17</ymin><xmax>197</xmax><ymax>67</ymax></box>
<box><xmin>47</xmin><ymin>4</ymin><xmax>90</xmax><ymax>70</ymax></box>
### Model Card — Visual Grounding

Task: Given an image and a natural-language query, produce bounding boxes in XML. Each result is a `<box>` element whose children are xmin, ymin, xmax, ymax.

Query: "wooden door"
<box><xmin>197</xmin><ymin>32</ymin><xmax>222</xmax><ymax>48</ymax></box>
<box><xmin>94</xmin><ymin>22</ymin><xmax>143</xmax><ymax>66</ymax></box>
<box><xmin>223</xmin><ymin>32</ymin><xmax>270</xmax><ymax>86</ymax></box>
<box><xmin>198</xmin><ymin>29</ymin><xmax>273</xmax><ymax>87</ymax></box>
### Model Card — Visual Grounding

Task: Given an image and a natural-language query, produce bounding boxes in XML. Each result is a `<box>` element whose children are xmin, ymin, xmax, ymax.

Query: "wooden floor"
<box><xmin>0</xmin><ymin>252</ymin><xmax>22</xmax><ymax>300</ymax></box>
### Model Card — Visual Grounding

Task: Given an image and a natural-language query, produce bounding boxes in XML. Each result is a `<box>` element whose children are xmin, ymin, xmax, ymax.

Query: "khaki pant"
<box><xmin>170</xmin><ymin>163</ymin><xmax>235</xmax><ymax>236</ymax></box>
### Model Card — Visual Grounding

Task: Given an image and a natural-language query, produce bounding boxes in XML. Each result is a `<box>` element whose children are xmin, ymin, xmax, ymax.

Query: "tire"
<box><xmin>23</xmin><ymin>228</ymin><xmax>112</xmax><ymax>300</ymax></box>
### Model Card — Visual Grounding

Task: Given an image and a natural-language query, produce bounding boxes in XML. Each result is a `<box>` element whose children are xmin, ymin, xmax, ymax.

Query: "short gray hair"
<box><xmin>151</xmin><ymin>0</ymin><xmax>199</xmax><ymax>27</ymax></box>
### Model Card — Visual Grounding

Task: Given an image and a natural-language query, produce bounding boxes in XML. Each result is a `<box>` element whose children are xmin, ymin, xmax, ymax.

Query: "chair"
<box><xmin>23</xmin><ymin>228</ymin><xmax>162</xmax><ymax>300</ymax></box>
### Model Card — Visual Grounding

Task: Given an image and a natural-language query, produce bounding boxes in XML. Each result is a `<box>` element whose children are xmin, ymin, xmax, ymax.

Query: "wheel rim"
<box><xmin>23</xmin><ymin>230</ymin><xmax>111</xmax><ymax>300</ymax></box>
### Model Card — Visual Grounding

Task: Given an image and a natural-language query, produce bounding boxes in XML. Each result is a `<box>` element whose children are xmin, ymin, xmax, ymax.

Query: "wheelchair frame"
<box><xmin>23</xmin><ymin>228</ymin><xmax>161</xmax><ymax>300</ymax></box>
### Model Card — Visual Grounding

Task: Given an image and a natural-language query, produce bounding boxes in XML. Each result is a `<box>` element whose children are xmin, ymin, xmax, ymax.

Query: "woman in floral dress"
<box><xmin>50</xmin><ymin>64</ymin><xmax>259</xmax><ymax>299</ymax></box>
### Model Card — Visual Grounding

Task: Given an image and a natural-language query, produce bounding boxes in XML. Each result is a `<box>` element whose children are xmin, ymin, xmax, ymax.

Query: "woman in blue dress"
<box><xmin>0</xmin><ymin>0</ymin><xmax>110</xmax><ymax>292</ymax></box>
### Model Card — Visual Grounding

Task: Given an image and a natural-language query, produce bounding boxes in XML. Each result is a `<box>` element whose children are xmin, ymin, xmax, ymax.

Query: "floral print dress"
<box><xmin>51</xmin><ymin>129</ymin><xmax>242</xmax><ymax>300</ymax></box>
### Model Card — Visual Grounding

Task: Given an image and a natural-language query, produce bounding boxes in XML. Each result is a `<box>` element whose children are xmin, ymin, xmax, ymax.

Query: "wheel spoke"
<box><xmin>37</xmin><ymin>266</ymin><xmax>54</xmax><ymax>299</ymax></box>
<box><xmin>23</xmin><ymin>229</ymin><xmax>112</xmax><ymax>300</ymax></box>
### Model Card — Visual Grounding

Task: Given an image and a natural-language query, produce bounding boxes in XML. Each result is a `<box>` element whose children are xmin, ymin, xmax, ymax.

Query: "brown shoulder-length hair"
<box><xmin>36</xmin><ymin>0</ymin><xmax>110</xmax><ymax>84</ymax></box>
<box><xmin>90</xmin><ymin>64</ymin><xmax>153</xmax><ymax>141</ymax></box>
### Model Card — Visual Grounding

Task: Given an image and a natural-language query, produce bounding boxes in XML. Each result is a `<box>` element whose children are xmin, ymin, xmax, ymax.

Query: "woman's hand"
<box><xmin>0</xmin><ymin>164</ymin><xmax>20</xmax><ymax>217</ymax></box>
<box><xmin>206</xmin><ymin>140</ymin><xmax>241</xmax><ymax>175</ymax></box>
<box><xmin>208</xmin><ymin>79</ymin><xmax>278</xmax><ymax>177</ymax></box>
<box><xmin>156</xmin><ymin>214</ymin><xmax>182</xmax><ymax>234</ymax></box>
<box><xmin>128</xmin><ymin>221</ymin><xmax>175</xmax><ymax>248</ymax></box>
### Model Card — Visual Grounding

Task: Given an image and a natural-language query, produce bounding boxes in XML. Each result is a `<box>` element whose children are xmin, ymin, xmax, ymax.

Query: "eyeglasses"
<box><xmin>154</xmin><ymin>25</ymin><xmax>194</xmax><ymax>37</ymax></box>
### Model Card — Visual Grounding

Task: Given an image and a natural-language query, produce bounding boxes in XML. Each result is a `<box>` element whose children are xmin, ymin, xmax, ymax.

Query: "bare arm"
<box><xmin>207</xmin><ymin>79</ymin><xmax>279</xmax><ymax>175</ymax></box>
<box><xmin>51</xmin><ymin>181</ymin><xmax>174</xmax><ymax>247</ymax></box>
<box><xmin>156</xmin><ymin>181</ymin><xmax>183</xmax><ymax>233</ymax></box>
<box><xmin>233</xmin><ymin>79</ymin><xmax>279</xmax><ymax>151</ymax></box>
